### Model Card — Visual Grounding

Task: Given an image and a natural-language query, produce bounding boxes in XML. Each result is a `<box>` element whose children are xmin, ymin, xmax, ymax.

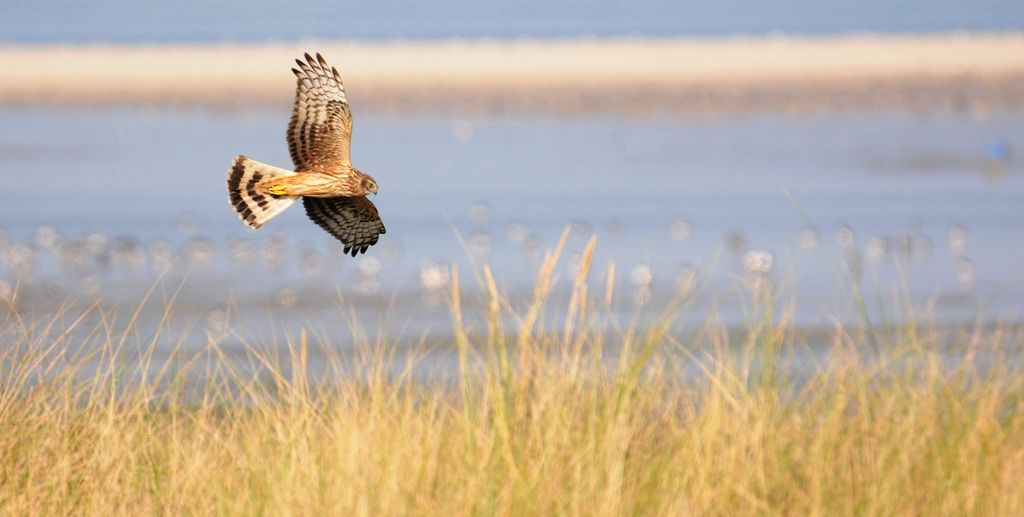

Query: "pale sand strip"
<box><xmin>1</xmin><ymin>33</ymin><xmax>1023</xmax><ymax>114</ymax></box>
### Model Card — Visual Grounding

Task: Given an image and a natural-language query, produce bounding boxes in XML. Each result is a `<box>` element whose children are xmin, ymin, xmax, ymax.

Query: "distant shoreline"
<box><xmin>2</xmin><ymin>33</ymin><xmax>1023</xmax><ymax>115</ymax></box>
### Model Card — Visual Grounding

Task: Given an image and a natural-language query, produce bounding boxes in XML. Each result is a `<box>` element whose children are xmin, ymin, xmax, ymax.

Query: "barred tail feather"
<box><xmin>226</xmin><ymin>155</ymin><xmax>298</xmax><ymax>229</ymax></box>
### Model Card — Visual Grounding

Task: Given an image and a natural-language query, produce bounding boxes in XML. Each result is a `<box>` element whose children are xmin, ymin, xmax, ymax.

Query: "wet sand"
<box><xmin>2</xmin><ymin>33</ymin><xmax>1024</xmax><ymax>114</ymax></box>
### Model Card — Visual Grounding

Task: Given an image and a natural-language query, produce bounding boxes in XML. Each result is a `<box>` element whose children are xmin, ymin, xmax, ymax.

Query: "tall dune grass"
<box><xmin>1</xmin><ymin>235</ymin><xmax>1022</xmax><ymax>515</ymax></box>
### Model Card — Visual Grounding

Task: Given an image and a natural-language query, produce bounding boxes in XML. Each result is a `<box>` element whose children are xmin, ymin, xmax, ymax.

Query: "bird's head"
<box><xmin>359</xmin><ymin>172</ymin><xmax>379</xmax><ymax>195</ymax></box>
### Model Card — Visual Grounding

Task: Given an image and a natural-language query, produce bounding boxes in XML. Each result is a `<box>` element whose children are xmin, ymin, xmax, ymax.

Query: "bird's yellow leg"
<box><xmin>267</xmin><ymin>185</ymin><xmax>289</xmax><ymax>196</ymax></box>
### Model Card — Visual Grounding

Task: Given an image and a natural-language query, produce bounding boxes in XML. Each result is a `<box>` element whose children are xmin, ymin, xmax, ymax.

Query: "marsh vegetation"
<box><xmin>2</xmin><ymin>235</ymin><xmax>1021</xmax><ymax>515</ymax></box>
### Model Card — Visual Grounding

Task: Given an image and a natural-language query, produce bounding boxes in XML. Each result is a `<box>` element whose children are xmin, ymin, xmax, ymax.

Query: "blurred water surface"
<box><xmin>0</xmin><ymin>106</ymin><xmax>1022</xmax><ymax>342</ymax></box>
<box><xmin>2</xmin><ymin>0</ymin><xmax>1023</xmax><ymax>43</ymax></box>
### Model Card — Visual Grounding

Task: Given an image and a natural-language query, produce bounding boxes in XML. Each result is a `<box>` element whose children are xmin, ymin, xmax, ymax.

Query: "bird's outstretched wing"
<box><xmin>287</xmin><ymin>53</ymin><xmax>353</xmax><ymax>172</ymax></box>
<box><xmin>303</xmin><ymin>196</ymin><xmax>386</xmax><ymax>256</ymax></box>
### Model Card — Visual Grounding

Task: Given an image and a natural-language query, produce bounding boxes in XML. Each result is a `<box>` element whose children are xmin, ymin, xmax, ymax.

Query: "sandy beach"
<box><xmin>2</xmin><ymin>32</ymin><xmax>1024</xmax><ymax>114</ymax></box>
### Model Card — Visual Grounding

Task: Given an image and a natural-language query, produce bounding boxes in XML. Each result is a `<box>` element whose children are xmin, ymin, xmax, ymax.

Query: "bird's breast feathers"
<box><xmin>257</xmin><ymin>171</ymin><xmax>362</xmax><ymax>198</ymax></box>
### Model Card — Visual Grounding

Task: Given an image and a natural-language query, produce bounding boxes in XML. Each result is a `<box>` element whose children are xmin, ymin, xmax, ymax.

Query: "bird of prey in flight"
<box><xmin>227</xmin><ymin>52</ymin><xmax>385</xmax><ymax>256</ymax></box>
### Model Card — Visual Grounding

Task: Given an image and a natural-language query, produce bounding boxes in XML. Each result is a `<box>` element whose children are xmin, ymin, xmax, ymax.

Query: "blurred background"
<box><xmin>4</xmin><ymin>0</ymin><xmax>1024</xmax><ymax>41</ymax></box>
<box><xmin>1</xmin><ymin>0</ymin><xmax>1023</xmax><ymax>342</ymax></box>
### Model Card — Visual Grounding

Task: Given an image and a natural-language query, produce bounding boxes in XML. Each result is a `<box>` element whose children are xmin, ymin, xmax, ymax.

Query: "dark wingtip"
<box><xmin>291</xmin><ymin>67</ymin><xmax>301</xmax><ymax>76</ymax></box>
<box><xmin>304</xmin><ymin>52</ymin><xmax>316</xmax><ymax>67</ymax></box>
<box><xmin>316</xmin><ymin>53</ymin><xmax>328</xmax><ymax>68</ymax></box>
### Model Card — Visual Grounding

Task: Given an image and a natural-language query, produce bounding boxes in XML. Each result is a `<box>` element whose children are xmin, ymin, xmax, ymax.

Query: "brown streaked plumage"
<box><xmin>225</xmin><ymin>52</ymin><xmax>386</xmax><ymax>256</ymax></box>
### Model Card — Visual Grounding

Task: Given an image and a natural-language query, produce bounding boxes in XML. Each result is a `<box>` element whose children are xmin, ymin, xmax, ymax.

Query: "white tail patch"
<box><xmin>226</xmin><ymin>155</ymin><xmax>298</xmax><ymax>229</ymax></box>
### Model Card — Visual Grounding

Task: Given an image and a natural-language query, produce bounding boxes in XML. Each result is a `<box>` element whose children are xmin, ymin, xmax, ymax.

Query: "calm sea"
<box><xmin>1</xmin><ymin>107</ymin><xmax>1021</xmax><ymax>339</ymax></box>
<box><xmin>2</xmin><ymin>0</ymin><xmax>1023</xmax><ymax>43</ymax></box>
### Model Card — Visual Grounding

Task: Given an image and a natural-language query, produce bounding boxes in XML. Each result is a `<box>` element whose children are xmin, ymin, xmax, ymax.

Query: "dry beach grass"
<box><xmin>1</xmin><ymin>235</ymin><xmax>1023</xmax><ymax>515</ymax></box>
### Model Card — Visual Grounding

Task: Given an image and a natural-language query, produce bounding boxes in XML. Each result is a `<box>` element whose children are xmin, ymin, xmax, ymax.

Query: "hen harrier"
<box><xmin>227</xmin><ymin>53</ymin><xmax>385</xmax><ymax>256</ymax></box>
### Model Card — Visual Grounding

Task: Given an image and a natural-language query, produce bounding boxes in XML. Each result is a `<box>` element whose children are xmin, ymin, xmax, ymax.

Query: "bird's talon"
<box><xmin>267</xmin><ymin>185</ymin><xmax>288</xmax><ymax>196</ymax></box>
